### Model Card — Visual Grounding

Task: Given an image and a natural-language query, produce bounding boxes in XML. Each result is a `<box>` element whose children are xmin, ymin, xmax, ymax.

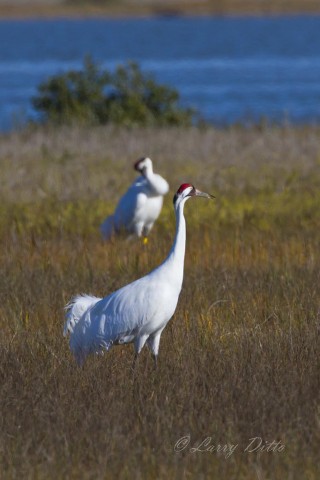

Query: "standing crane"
<box><xmin>64</xmin><ymin>183</ymin><xmax>214</xmax><ymax>367</ymax></box>
<box><xmin>100</xmin><ymin>157</ymin><xmax>169</xmax><ymax>242</ymax></box>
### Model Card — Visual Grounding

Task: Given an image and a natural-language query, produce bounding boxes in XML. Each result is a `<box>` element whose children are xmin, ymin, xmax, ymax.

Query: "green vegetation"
<box><xmin>32</xmin><ymin>58</ymin><xmax>194</xmax><ymax>127</ymax></box>
<box><xmin>1</xmin><ymin>124</ymin><xmax>320</xmax><ymax>479</ymax></box>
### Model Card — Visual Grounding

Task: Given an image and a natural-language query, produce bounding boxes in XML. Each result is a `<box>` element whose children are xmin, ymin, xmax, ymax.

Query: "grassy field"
<box><xmin>1</xmin><ymin>0</ymin><xmax>320</xmax><ymax>18</ymax></box>
<box><xmin>1</xmin><ymin>124</ymin><xmax>320</xmax><ymax>479</ymax></box>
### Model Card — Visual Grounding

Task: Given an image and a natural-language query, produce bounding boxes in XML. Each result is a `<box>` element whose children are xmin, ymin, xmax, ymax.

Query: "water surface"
<box><xmin>1</xmin><ymin>15</ymin><xmax>320</xmax><ymax>129</ymax></box>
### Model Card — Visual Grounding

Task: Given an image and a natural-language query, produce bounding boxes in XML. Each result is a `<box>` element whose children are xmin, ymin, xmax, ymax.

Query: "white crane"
<box><xmin>100</xmin><ymin>157</ymin><xmax>169</xmax><ymax>242</ymax></box>
<box><xmin>64</xmin><ymin>183</ymin><xmax>214</xmax><ymax>367</ymax></box>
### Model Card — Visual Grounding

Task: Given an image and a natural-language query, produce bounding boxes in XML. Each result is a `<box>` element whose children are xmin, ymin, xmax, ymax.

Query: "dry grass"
<box><xmin>1</xmin><ymin>124</ymin><xmax>320</xmax><ymax>479</ymax></box>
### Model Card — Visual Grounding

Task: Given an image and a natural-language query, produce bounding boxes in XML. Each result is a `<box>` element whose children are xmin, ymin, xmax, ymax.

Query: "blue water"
<box><xmin>1</xmin><ymin>15</ymin><xmax>320</xmax><ymax>130</ymax></box>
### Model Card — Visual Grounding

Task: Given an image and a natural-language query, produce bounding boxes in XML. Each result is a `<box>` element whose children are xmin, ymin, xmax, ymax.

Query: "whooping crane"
<box><xmin>100</xmin><ymin>157</ymin><xmax>169</xmax><ymax>242</ymax></box>
<box><xmin>65</xmin><ymin>183</ymin><xmax>214</xmax><ymax>367</ymax></box>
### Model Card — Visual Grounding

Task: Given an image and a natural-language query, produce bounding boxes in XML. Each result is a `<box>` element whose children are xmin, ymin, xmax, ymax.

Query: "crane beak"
<box><xmin>194</xmin><ymin>189</ymin><xmax>215</xmax><ymax>199</ymax></box>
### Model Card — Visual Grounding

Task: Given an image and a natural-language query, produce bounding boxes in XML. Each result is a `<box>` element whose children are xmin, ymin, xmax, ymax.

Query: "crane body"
<box><xmin>65</xmin><ymin>184</ymin><xmax>213</xmax><ymax>366</ymax></box>
<box><xmin>101</xmin><ymin>157</ymin><xmax>169</xmax><ymax>240</ymax></box>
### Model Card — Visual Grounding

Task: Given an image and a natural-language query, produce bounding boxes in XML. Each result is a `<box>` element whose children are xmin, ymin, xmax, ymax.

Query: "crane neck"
<box><xmin>143</xmin><ymin>166</ymin><xmax>169</xmax><ymax>196</ymax></box>
<box><xmin>143</xmin><ymin>164</ymin><xmax>154</xmax><ymax>179</ymax></box>
<box><xmin>143</xmin><ymin>165</ymin><xmax>157</xmax><ymax>191</ymax></box>
<box><xmin>164</xmin><ymin>199</ymin><xmax>187</xmax><ymax>285</ymax></box>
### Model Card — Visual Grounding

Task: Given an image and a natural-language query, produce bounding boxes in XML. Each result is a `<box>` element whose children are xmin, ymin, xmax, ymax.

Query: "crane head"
<box><xmin>173</xmin><ymin>183</ymin><xmax>215</xmax><ymax>204</ymax></box>
<box><xmin>134</xmin><ymin>157</ymin><xmax>153</xmax><ymax>175</ymax></box>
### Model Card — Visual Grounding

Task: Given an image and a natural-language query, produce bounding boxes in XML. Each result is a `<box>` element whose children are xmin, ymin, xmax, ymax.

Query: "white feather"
<box><xmin>64</xmin><ymin>294</ymin><xmax>101</xmax><ymax>336</ymax></box>
<box><xmin>100</xmin><ymin>215</ymin><xmax>114</xmax><ymax>240</ymax></box>
<box><xmin>65</xmin><ymin>184</ymin><xmax>213</xmax><ymax>366</ymax></box>
<box><xmin>101</xmin><ymin>157</ymin><xmax>169</xmax><ymax>240</ymax></box>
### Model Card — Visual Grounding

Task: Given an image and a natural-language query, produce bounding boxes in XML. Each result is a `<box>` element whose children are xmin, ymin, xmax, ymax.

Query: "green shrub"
<box><xmin>32</xmin><ymin>57</ymin><xmax>195</xmax><ymax>127</ymax></box>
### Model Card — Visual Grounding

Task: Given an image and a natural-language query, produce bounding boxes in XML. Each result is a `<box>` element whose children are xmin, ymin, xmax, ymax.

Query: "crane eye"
<box><xmin>185</xmin><ymin>187</ymin><xmax>194</xmax><ymax>197</ymax></box>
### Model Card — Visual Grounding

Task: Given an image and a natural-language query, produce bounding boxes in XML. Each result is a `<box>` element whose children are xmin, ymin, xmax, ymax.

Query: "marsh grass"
<box><xmin>1</xmin><ymin>125</ymin><xmax>320</xmax><ymax>479</ymax></box>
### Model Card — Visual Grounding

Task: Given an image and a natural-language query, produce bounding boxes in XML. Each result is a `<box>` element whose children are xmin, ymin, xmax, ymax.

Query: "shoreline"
<box><xmin>1</xmin><ymin>2</ymin><xmax>320</xmax><ymax>19</ymax></box>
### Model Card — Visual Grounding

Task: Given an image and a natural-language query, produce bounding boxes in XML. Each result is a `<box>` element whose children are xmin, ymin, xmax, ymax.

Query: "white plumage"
<box><xmin>64</xmin><ymin>183</ymin><xmax>214</xmax><ymax>366</ymax></box>
<box><xmin>100</xmin><ymin>157</ymin><xmax>169</xmax><ymax>241</ymax></box>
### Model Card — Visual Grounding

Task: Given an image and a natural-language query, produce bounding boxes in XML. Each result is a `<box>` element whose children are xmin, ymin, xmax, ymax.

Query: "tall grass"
<box><xmin>1</xmin><ymin>125</ymin><xmax>320</xmax><ymax>479</ymax></box>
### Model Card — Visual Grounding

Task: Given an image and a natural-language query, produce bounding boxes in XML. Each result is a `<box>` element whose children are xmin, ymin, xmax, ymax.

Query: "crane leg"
<box><xmin>132</xmin><ymin>352</ymin><xmax>138</xmax><ymax>372</ymax></box>
<box><xmin>153</xmin><ymin>354</ymin><xmax>158</xmax><ymax>370</ymax></box>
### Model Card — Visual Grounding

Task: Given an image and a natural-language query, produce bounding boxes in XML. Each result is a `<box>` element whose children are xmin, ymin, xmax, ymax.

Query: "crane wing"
<box><xmin>69</xmin><ymin>276</ymin><xmax>161</xmax><ymax>360</ymax></box>
<box><xmin>113</xmin><ymin>177</ymin><xmax>148</xmax><ymax>232</ymax></box>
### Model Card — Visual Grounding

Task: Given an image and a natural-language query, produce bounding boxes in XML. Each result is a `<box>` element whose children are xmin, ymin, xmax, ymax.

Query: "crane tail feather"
<box><xmin>100</xmin><ymin>215</ymin><xmax>115</xmax><ymax>240</ymax></box>
<box><xmin>63</xmin><ymin>294</ymin><xmax>101</xmax><ymax>336</ymax></box>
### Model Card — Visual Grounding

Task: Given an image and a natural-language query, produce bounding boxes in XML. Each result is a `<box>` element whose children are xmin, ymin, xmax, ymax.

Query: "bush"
<box><xmin>32</xmin><ymin>57</ymin><xmax>195</xmax><ymax>127</ymax></box>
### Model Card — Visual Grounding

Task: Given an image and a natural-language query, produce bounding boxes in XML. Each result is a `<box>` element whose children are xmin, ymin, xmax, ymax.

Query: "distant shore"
<box><xmin>1</xmin><ymin>1</ymin><xmax>320</xmax><ymax>19</ymax></box>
